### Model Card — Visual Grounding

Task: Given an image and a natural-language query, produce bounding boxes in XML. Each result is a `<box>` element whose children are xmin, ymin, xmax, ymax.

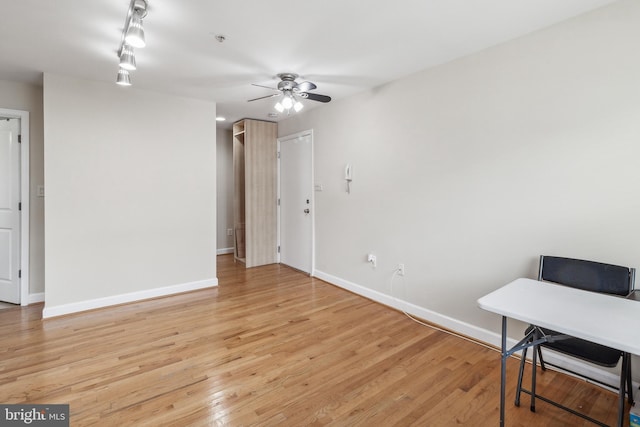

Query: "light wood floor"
<box><xmin>0</xmin><ymin>255</ymin><xmax>629</xmax><ymax>426</ymax></box>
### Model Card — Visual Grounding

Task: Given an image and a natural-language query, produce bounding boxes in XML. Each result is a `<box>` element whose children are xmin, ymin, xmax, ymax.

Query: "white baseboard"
<box><xmin>42</xmin><ymin>278</ymin><xmax>218</xmax><ymax>319</ymax></box>
<box><xmin>217</xmin><ymin>247</ymin><xmax>234</xmax><ymax>255</ymax></box>
<box><xmin>313</xmin><ymin>269</ymin><xmax>636</xmax><ymax>390</ymax></box>
<box><xmin>27</xmin><ymin>292</ymin><xmax>45</xmax><ymax>304</ymax></box>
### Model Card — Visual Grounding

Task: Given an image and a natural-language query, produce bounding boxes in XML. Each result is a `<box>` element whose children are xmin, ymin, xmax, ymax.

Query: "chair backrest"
<box><xmin>538</xmin><ymin>255</ymin><xmax>635</xmax><ymax>296</ymax></box>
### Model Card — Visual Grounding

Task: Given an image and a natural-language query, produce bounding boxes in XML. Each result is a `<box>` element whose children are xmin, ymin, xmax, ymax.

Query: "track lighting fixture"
<box><xmin>115</xmin><ymin>0</ymin><xmax>148</xmax><ymax>86</ymax></box>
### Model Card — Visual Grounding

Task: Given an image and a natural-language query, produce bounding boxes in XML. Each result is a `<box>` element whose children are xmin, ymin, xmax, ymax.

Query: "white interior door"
<box><xmin>278</xmin><ymin>132</ymin><xmax>313</xmax><ymax>274</ymax></box>
<box><xmin>0</xmin><ymin>118</ymin><xmax>21</xmax><ymax>303</ymax></box>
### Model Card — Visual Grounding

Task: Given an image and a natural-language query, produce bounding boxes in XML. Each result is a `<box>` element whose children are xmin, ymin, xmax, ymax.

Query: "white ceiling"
<box><xmin>0</xmin><ymin>0</ymin><xmax>616</xmax><ymax>127</ymax></box>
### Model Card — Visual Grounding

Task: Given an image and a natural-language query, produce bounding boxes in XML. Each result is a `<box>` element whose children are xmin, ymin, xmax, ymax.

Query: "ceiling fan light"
<box><xmin>281</xmin><ymin>95</ymin><xmax>293</xmax><ymax>109</ymax></box>
<box><xmin>294</xmin><ymin>101</ymin><xmax>304</xmax><ymax>112</ymax></box>
<box><xmin>119</xmin><ymin>46</ymin><xmax>136</xmax><ymax>70</ymax></box>
<box><xmin>274</xmin><ymin>102</ymin><xmax>284</xmax><ymax>113</ymax></box>
<box><xmin>116</xmin><ymin>68</ymin><xmax>132</xmax><ymax>86</ymax></box>
<box><xmin>125</xmin><ymin>14</ymin><xmax>146</xmax><ymax>48</ymax></box>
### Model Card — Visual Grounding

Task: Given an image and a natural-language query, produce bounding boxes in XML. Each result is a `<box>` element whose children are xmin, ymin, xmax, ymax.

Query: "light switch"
<box><xmin>37</xmin><ymin>185</ymin><xmax>44</xmax><ymax>197</ymax></box>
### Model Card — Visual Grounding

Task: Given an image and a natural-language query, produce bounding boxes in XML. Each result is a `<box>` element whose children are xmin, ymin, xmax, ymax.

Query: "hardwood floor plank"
<box><xmin>0</xmin><ymin>255</ymin><xmax>630</xmax><ymax>426</ymax></box>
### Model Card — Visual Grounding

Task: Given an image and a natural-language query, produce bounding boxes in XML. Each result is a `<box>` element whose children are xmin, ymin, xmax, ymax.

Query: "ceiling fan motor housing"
<box><xmin>277</xmin><ymin>81</ymin><xmax>296</xmax><ymax>91</ymax></box>
<box><xmin>277</xmin><ymin>73</ymin><xmax>299</xmax><ymax>91</ymax></box>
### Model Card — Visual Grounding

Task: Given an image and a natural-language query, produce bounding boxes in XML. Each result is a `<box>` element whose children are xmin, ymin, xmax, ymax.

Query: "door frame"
<box><xmin>0</xmin><ymin>108</ymin><xmax>29</xmax><ymax>305</ymax></box>
<box><xmin>277</xmin><ymin>129</ymin><xmax>315</xmax><ymax>275</ymax></box>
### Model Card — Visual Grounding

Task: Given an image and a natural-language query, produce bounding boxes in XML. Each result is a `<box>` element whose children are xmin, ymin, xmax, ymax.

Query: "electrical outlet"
<box><xmin>397</xmin><ymin>263</ymin><xmax>405</xmax><ymax>276</ymax></box>
<box><xmin>227</xmin><ymin>228</ymin><xmax>233</xmax><ymax>236</ymax></box>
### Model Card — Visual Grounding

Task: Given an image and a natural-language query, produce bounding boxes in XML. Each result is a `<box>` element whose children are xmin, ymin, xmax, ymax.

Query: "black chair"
<box><xmin>515</xmin><ymin>255</ymin><xmax>635</xmax><ymax>425</ymax></box>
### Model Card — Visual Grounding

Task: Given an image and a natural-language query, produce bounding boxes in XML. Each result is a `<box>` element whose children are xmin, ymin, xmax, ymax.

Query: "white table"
<box><xmin>478</xmin><ymin>278</ymin><xmax>640</xmax><ymax>426</ymax></box>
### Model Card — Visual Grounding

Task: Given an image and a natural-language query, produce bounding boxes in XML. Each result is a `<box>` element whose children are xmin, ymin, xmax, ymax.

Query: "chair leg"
<box><xmin>515</xmin><ymin>346</ymin><xmax>528</xmax><ymax>407</ymax></box>
<box><xmin>537</xmin><ymin>344</ymin><xmax>546</xmax><ymax>371</ymax></box>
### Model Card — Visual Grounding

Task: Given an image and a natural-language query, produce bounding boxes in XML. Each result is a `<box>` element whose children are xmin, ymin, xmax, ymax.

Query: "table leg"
<box><xmin>500</xmin><ymin>316</ymin><xmax>507</xmax><ymax>427</ymax></box>
<box><xmin>531</xmin><ymin>329</ymin><xmax>537</xmax><ymax>412</ymax></box>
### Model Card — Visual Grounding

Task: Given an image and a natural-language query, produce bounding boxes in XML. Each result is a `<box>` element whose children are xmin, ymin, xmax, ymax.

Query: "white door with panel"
<box><xmin>278</xmin><ymin>132</ymin><xmax>313</xmax><ymax>274</ymax></box>
<box><xmin>0</xmin><ymin>118</ymin><xmax>20</xmax><ymax>303</ymax></box>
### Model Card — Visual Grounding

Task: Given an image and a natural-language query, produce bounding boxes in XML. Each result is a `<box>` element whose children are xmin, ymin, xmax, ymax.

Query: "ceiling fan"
<box><xmin>248</xmin><ymin>73</ymin><xmax>331</xmax><ymax>113</ymax></box>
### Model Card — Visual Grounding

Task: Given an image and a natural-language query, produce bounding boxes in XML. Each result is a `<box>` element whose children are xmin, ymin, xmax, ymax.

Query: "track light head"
<box><xmin>119</xmin><ymin>45</ymin><xmax>136</xmax><ymax>71</ymax></box>
<box><xmin>132</xmin><ymin>0</ymin><xmax>148</xmax><ymax>18</ymax></box>
<box><xmin>125</xmin><ymin>14</ymin><xmax>145</xmax><ymax>48</ymax></box>
<box><xmin>116</xmin><ymin>68</ymin><xmax>132</xmax><ymax>86</ymax></box>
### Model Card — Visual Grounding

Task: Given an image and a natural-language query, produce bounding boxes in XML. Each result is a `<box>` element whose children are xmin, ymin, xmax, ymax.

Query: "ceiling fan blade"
<box><xmin>251</xmin><ymin>83</ymin><xmax>278</xmax><ymax>91</ymax></box>
<box><xmin>301</xmin><ymin>92</ymin><xmax>331</xmax><ymax>103</ymax></box>
<box><xmin>296</xmin><ymin>81</ymin><xmax>317</xmax><ymax>92</ymax></box>
<box><xmin>248</xmin><ymin>93</ymin><xmax>281</xmax><ymax>102</ymax></box>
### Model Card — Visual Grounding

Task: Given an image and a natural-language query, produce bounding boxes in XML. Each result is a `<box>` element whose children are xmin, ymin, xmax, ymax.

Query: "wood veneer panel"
<box><xmin>243</xmin><ymin>119</ymin><xmax>277</xmax><ymax>267</ymax></box>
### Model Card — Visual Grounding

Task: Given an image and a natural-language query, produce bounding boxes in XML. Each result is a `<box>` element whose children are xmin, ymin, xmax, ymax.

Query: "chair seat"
<box><xmin>527</xmin><ymin>325</ymin><xmax>622</xmax><ymax>367</ymax></box>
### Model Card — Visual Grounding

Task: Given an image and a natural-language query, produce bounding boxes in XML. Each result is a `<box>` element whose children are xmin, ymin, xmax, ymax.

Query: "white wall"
<box><xmin>0</xmin><ymin>80</ymin><xmax>45</xmax><ymax>299</ymax></box>
<box><xmin>43</xmin><ymin>74</ymin><xmax>217</xmax><ymax>316</ymax></box>
<box><xmin>216</xmin><ymin>127</ymin><xmax>234</xmax><ymax>253</ymax></box>
<box><xmin>279</xmin><ymin>0</ymin><xmax>640</xmax><ymax>372</ymax></box>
